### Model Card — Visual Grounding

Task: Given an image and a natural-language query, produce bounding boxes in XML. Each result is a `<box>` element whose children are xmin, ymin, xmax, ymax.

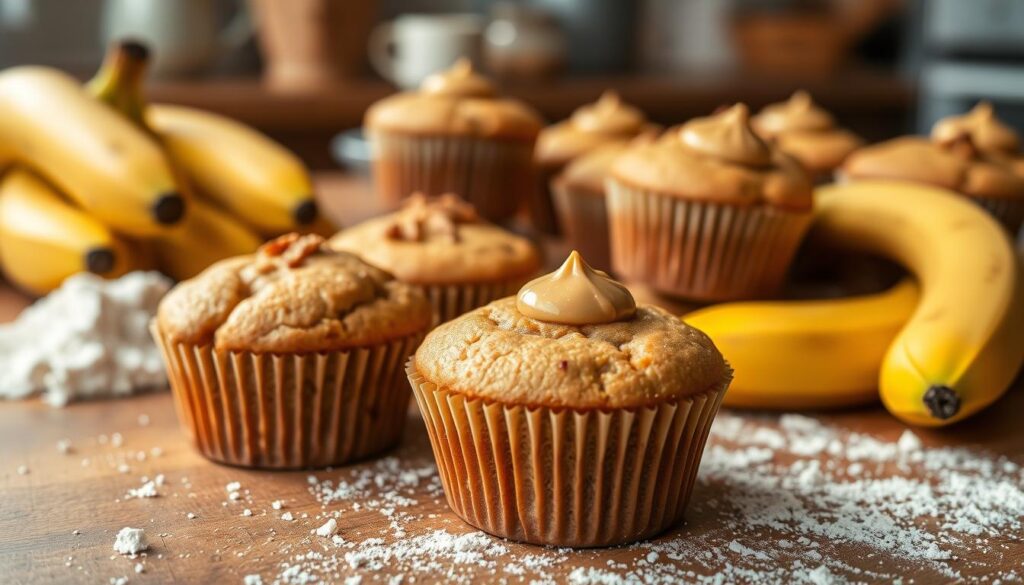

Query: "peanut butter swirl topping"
<box><xmin>931</xmin><ymin>102</ymin><xmax>1020</xmax><ymax>155</ymax></box>
<box><xmin>680</xmin><ymin>104</ymin><xmax>772</xmax><ymax>167</ymax></box>
<box><xmin>384</xmin><ymin>193</ymin><xmax>479</xmax><ymax>243</ymax></box>
<box><xmin>754</xmin><ymin>91</ymin><xmax>835</xmax><ymax>137</ymax></box>
<box><xmin>420</xmin><ymin>58</ymin><xmax>495</xmax><ymax>98</ymax></box>
<box><xmin>516</xmin><ymin>251</ymin><xmax>635</xmax><ymax>325</ymax></box>
<box><xmin>569</xmin><ymin>91</ymin><xmax>647</xmax><ymax>135</ymax></box>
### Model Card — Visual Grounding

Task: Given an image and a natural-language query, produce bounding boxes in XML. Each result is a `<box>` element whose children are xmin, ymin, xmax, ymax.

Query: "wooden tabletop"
<box><xmin>2</xmin><ymin>174</ymin><xmax>1023</xmax><ymax>584</ymax></box>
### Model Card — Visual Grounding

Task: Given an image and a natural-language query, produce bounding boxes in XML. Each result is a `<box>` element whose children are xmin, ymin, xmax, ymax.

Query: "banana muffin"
<box><xmin>409</xmin><ymin>251</ymin><xmax>732</xmax><ymax>547</ymax></box>
<box><xmin>842</xmin><ymin>125</ymin><xmax>1024</xmax><ymax>233</ymax></box>
<box><xmin>152</xmin><ymin>233</ymin><xmax>432</xmax><ymax>468</ymax></box>
<box><xmin>607</xmin><ymin>104</ymin><xmax>814</xmax><ymax>301</ymax></box>
<box><xmin>365</xmin><ymin>59</ymin><xmax>543</xmax><ymax>222</ymax></box>
<box><xmin>752</xmin><ymin>91</ymin><xmax>863</xmax><ymax>180</ymax></box>
<box><xmin>532</xmin><ymin>92</ymin><xmax>657</xmax><ymax>232</ymax></box>
<box><xmin>330</xmin><ymin>193</ymin><xmax>541</xmax><ymax>326</ymax></box>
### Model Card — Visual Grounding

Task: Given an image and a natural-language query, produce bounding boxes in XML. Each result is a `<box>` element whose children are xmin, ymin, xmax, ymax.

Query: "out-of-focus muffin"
<box><xmin>365</xmin><ymin>59</ymin><xmax>543</xmax><ymax>222</ymax></box>
<box><xmin>752</xmin><ymin>91</ymin><xmax>863</xmax><ymax>180</ymax></box>
<box><xmin>330</xmin><ymin>193</ymin><xmax>541</xmax><ymax>326</ymax></box>
<box><xmin>532</xmin><ymin>92</ymin><xmax>656</xmax><ymax>233</ymax></box>
<box><xmin>607</xmin><ymin>104</ymin><xmax>814</xmax><ymax>301</ymax></box>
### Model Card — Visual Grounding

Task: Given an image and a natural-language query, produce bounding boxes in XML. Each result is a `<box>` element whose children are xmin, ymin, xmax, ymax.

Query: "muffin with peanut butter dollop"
<box><xmin>408</xmin><ymin>251</ymin><xmax>731</xmax><ymax>547</ymax></box>
<box><xmin>330</xmin><ymin>193</ymin><xmax>541</xmax><ymax>326</ymax></box>
<box><xmin>752</xmin><ymin>91</ymin><xmax>863</xmax><ymax>180</ymax></box>
<box><xmin>365</xmin><ymin>59</ymin><xmax>543</xmax><ymax>222</ymax></box>
<box><xmin>532</xmin><ymin>92</ymin><xmax>658</xmax><ymax>232</ymax></box>
<box><xmin>607</xmin><ymin>104</ymin><xmax>814</xmax><ymax>301</ymax></box>
<box><xmin>840</xmin><ymin>102</ymin><xmax>1024</xmax><ymax>233</ymax></box>
<box><xmin>152</xmin><ymin>233</ymin><xmax>432</xmax><ymax>469</ymax></box>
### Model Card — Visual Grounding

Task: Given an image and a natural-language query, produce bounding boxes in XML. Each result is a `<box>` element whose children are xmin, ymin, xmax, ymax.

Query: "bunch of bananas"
<box><xmin>0</xmin><ymin>41</ymin><xmax>324</xmax><ymax>295</ymax></box>
<box><xmin>685</xmin><ymin>181</ymin><xmax>1024</xmax><ymax>427</ymax></box>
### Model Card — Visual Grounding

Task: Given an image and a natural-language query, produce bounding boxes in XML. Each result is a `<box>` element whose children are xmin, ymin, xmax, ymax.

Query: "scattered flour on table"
<box><xmin>0</xmin><ymin>271</ymin><xmax>170</xmax><ymax>406</ymax></box>
<box><xmin>249</xmin><ymin>414</ymin><xmax>1023</xmax><ymax>585</ymax></box>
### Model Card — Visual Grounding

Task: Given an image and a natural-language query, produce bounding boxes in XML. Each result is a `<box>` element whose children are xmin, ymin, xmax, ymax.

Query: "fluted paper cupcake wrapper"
<box><xmin>606</xmin><ymin>179</ymin><xmax>813</xmax><ymax>301</ymax></box>
<box><xmin>416</xmin><ymin>280</ymin><xmax>528</xmax><ymax>328</ymax></box>
<box><xmin>527</xmin><ymin>164</ymin><xmax>564</xmax><ymax>235</ymax></box>
<box><xmin>972</xmin><ymin>196</ymin><xmax>1024</xmax><ymax>234</ymax></box>
<box><xmin>151</xmin><ymin>323</ymin><xmax>423</xmax><ymax>469</ymax></box>
<box><xmin>408</xmin><ymin>361</ymin><xmax>728</xmax><ymax>547</ymax></box>
<box><xmin>552</xmin><ymin>179</ymin><xmax>612</xmax><ymax>273</ymax></box>
<box><xmin>370</xmin><ymin>132</ymin><xmax>535</xmax><ymax>223</ymax></box>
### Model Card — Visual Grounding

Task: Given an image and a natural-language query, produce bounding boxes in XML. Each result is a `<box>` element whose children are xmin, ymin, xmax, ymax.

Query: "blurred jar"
<box><xmin>484</xmin><ymin>2</ymin><xmax>565</xmax><ymax>81</ymax></box>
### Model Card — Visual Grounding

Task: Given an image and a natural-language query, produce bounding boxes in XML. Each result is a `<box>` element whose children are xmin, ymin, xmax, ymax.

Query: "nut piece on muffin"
<box><xmin>607</xmin><ymin>103</ymin><xmax>814</xmax><ymax>301</ymax></box>
<box><xmin>841</xmin><ymin>106</ymin><xmax>1024</xmax><ymax>233</ymax></box>
<box><xmin>531</xmin><ymin>92</ymin><xmax>658</xmax><ymax>232</ymax></box>
<box><xmin>153</xmin><ymin>233</ymin><xmax>432</xmax><ymax>469</ymax></box>
<box><xmin>364</xmin><ymin>59</ymin><xmax>543</xmax><ymax>222</ymax></box>
<box><xmin>330</xmin><ymin>193</ymin><xmax>541</xmax><ymax>326</ymax></box>
<box><xmin>409</xmin><ymin>250</ymin><xmax>732</xmax><ymax>547</ymax></box>
<box><xmin>752</xmin><ymin>91</ymin><xmax>863</xmax><ymax>180</ymax></box>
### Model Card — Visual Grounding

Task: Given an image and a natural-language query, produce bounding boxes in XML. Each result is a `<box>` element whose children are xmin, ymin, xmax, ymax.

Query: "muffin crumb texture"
<box><xmin>415</xmin><ymin>298</ymin><xmax>729</xmax><ymax>409</ymax></box>
<box><xmin>157</xmin><ymin>233</ymin><xmax>431</xmax><ymax>353</ymax></box>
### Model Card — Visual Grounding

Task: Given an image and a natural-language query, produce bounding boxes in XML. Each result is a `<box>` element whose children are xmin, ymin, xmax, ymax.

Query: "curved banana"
<box><xmin>685</xmin><ymin>279</ymin><xmax>919</xmax><ymax>410</ymax></box>
<box><xmin>152</xmin><ymin>198</ymin><xmax>262</xmax><ymax>281</ymax></box>
<box><xmin>813</xmin><ymin>180</ymin><xmax>1024</xmax><ymax>427</ymax></box>
<box><xmin>0</xmin><ymin>66</ymin><xmax>184</xmax><ymax>236</ymax></box>
<box><xmin>90</xmin><ymin>42</ymin><xmax>318</xmax><ymax>235</ymax></box>
<box><xmin>0</xmin><ymin>169</ymin><xmax>133</xmax><ymax>295</ymax></box>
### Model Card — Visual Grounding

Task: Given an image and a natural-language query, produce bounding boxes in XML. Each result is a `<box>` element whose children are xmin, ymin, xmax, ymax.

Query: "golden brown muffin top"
<box><xmin>752</xmin><ymin>92</ymin><xmax>863</xmax><ymax>176</ymax></box>
<box><xmin>535</xmin><ymin>92</ymin><xmax>657</xmax><ymax>166</ymax></box>
<box><xmin>610</xmin><ymin>104</ymin><xmax>813</xmax><ymax>210</ymax></box>
<box><xmin>329</xmin><ymin>194</ymin><xmax>541</xmax><ymax>285</ymax></box>
<box><xmin>157</xmin><ymin>233</ymin><xmax>432</xmax><ymax>353</ymax></box>
<box><xmin>931</xmin><ymin>102</ymin><xmax>1020</xmax><ymax>155</ymax></box>
<box><xmin>364</xmin><ymin>59</ymin><xmax>542</xmax><ymax>140</ymax></box>
<box><xmin>414</xmin><ymin>252</ymin><xmax>730</xmax><ymax>409</ymax></box>
<box><xmin>841</xmin><ymin>136</ymin><xmax>1024</xmax><ymax>200</ymax></box>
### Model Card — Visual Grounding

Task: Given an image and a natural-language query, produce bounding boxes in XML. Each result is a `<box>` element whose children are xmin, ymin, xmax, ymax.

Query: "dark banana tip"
<box><xmin>85</xmin><ymin>247</ymin><xmax>116</xmax><ymax>275</ymax></box>
<box><xmin>923</xmin><ymin>384</ymin><xmax>961</xmax><ymax>420</ymax></box>
<box><xmin>293</xmin><ymin>199</ymin><xmax>318</xmax><ymax>225</ymax></box>
<box><xmin>118</xmin><ymin>39</ymin><xmax>150</xmax><ymax>61</ymax></box>
<box><xmin>152</xmin><ymin>192</ymin><xmax>185</xmax><ymax>225</ymax></box>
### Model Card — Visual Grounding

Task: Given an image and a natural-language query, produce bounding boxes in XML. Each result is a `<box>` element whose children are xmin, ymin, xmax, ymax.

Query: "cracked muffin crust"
<box><xmin>157</xmin><ymin>233</ymin><xmax>432</xmax><ymax>353</ymax></box>
<box><xmin>413</xmin><ymin>297</ymin><xmax>729</xmax><ymax>409</ymax></box>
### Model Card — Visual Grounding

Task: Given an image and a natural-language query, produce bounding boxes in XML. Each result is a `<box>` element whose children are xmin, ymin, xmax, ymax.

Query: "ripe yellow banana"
<box><xmin>89</xmin><ymin>42</ymin><xmax>318</xmax><ymax>235</ymax></box>
<box><xmin>0</xmin><ymin>66</ymin><xmax>185</xmax><ymax>236</ymax></box>
<box><xmin>684</xmin><ymin>279</ymin><xmax>919</xmax><ymax>410</ymax></box>
<box><xmin>152</xmin><ymin>197</ymin><xmax>262</xmax><ymax>281</ymax></box>
<box><xmin>813</xmin><ymin>180</ymin><xmax>1024</xmax><ymax>427</ymax></box>
<box><xmin>0</xmin><ymin>169</ymin><xmax>134</xmax><ymax>295</ymax></box>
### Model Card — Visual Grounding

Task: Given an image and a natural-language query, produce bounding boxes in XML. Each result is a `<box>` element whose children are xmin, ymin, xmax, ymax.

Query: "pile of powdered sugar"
<box><xmin>0</xmin><ymin>271</ymin><xmax>170</xmax><ymax>406</ymax></box>
<box><xmin>239</xmin><ymin>412</ymin><xmax>1023</xmax><ymax>585</ymax></box>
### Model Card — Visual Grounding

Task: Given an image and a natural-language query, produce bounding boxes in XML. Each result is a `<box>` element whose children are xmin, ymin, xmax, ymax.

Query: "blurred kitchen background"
<box><xmin>1</xmin><ymin>0</ymin><xmax>1021</xmax><ymax>170</ymax></box>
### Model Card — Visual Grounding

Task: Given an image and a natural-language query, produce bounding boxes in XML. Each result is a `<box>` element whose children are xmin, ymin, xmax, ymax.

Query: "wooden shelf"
<box><xmin>149</xmin><ymin>69</ymin><xmax>914</xmax><ymax>132</ymax></box>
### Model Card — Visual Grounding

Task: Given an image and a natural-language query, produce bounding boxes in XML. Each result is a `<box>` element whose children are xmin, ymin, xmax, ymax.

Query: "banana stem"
<box><xmin>87</xmin><ymin>39</ymin><xmax>151</xmax><ymax>126</ymax></box>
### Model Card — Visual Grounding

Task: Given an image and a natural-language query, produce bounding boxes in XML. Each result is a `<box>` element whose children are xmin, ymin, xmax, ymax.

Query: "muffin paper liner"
<box><xmin>370</xmin><ymin>132</ymin><xmax>535</xmax><ymax>223</ymax></box>
<box><xmin>527</xmin><ymin>164</ymin><xmax>563</xmax><ymax>235</ymax></box>
<box><xmin>552</xmin><ymin>179</ymin><xmax>612</xmax><ymax>273</ymax></box>
<box><xmin>417</xmin><ymin>279</ymin><xmax>527</xmax><ymax>328</ymax></box>
<box><xmin>972</xmin><ymin>196</ymin><xmax>1024</xmax><ymax>234</ymax></box>
<box><xmin>408</xmin><ymin>360</ymin><xmax>728</xmax><ymax>547</ymax></box>
<box><xmin>151</xmin><ymin>322</ymin><xmax>423</xmax><ymax>469</ymax></box>
<box><xmin>606</xmin><ymin>179</ymin><xmax>812</xmax><ymax>301</ymax></box>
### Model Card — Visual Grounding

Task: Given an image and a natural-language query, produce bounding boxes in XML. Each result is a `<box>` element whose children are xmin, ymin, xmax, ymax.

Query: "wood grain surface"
<box><xmin>1</xmin><ymin>173</ymin><xmax>1022</xmax><ymax>584</ymax></box>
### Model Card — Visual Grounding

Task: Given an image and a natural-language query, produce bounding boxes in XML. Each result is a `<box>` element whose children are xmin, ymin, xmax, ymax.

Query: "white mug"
<box><xmin>101</xmin><ymin>0</ymin><xmax>250</xmax><ymax>78</ymax></box>
<box><xmin>369</xmin><ymin>14</ymin><xmax>484</xmax><ymax>89</ymax></box>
